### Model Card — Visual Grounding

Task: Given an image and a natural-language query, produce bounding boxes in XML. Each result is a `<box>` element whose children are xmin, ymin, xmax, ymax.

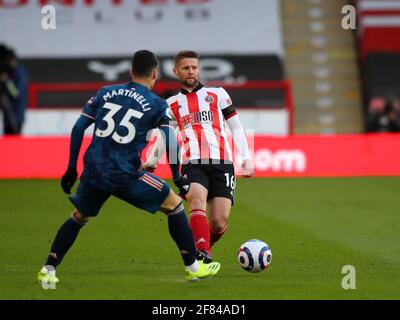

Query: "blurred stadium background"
<box><xmin>1</xmin><ymin>0</ymin><xmax>400</xmax><ymax>177</ymax></box>
<box><xmin>0</xmin><ymin>0</ymin><xmax>399</xmax><ymax>300</ymax></box>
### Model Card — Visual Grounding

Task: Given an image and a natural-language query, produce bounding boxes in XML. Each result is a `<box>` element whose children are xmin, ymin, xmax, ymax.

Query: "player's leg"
<box><xmin>44</xmin><ymin>209</ymin><xmax>89</xmax><ymax>268</ymax></box>
<box><xmin>115</xmin><ymin>171</ymin><xmax>219</xmax><ymax>280</ymax></box>
<box><xmin>38</xmin><ymin>181</ymin><xmax>109</xmax><ymax>285</ymax></box>
<box><xmin>37</xmin><ymin>209</ymin><xmax>88</xmax><ymax>285</ymax></box>
<box><xmin>208</xmin><ymin>197</ymin><xmax>231</xmax><ymax>247</ymax></box>
<box><xmin>159</xmin><ymin>190</ymin><xmax>198</xmax><ymax>269</ymax></box>
<box><xmin>159</xmin><ymin>191</ymin><xmax>199</xmax><ymax>271</ymax></box>
<box><xmin>116</xmin><ymin>172</ymin><xmax>199</xmax><ymax>268</ymax></box>
<box><xmin>160</xmin><ymin>190</ymin><xmax>220</xmax><ymax>280</ymax></box>
<box><xmin>182</xmin><ymin>164</ymin><xmax>211</xmax><ymax>258</ymax></box>
<box><xmin>207</xmin><ymin>163</ymin><xmax>235</xmax><ymax>249</ymax></box>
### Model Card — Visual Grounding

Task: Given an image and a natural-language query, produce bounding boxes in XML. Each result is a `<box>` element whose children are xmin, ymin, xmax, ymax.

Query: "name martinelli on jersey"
<box><xmin>102</xmin><ymin>88</ymin><xmax>151</xmax><ymax>111</ymax></box>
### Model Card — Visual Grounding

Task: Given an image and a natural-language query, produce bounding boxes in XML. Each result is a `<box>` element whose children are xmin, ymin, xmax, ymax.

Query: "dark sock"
<box><xmin>167</xmin><ymin>203</ymin><xmax>197</xmax><ymax>266</ymax></box>
<box><xmin>45</xmin><ymin>217</ymin><xmax>85</xmax><ymax>268</ymax></box>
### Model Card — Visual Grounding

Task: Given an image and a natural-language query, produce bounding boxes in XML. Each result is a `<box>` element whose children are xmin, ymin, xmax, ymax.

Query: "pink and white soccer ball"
<box><xmin>237</xmin><ymin>239</ymin><xmax>272</xmax><ymax>273</ymax></box>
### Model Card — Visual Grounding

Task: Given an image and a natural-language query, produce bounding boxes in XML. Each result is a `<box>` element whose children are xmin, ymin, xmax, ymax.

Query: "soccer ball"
<box><xmin>237</xmin><ymin>239</ymin><xmax>272</xmax><ymax>273</ymax></box>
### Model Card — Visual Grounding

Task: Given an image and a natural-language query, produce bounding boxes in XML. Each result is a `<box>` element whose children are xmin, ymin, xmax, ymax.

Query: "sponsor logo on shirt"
<box><xmin>180</xmin><ymin>111</ymin><xmax>214</xmax><ymax>128</ymax></box>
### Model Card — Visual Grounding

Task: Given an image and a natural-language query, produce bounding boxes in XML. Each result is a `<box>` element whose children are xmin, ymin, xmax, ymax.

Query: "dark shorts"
<box><xmin>181</xmin><ymin>161</ymin><xmax>236</xmax><ymax>205</ymax></box>
<box><xmin>69</xmin><ymin>171</ymin><xmax>170</xmax><ymax>217</ymax></box>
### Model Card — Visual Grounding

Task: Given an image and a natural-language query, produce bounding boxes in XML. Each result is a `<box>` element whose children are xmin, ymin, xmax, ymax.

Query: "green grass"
<box><xmin>0</xmin><ymin>178</ymin><xmax>399</xmax><ymax>299</ymax></box>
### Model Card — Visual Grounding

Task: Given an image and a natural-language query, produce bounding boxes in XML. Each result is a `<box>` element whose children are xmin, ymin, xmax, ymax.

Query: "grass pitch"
<box><xmin>0</xmin><ymin>178</ymin><xmax>399</xmax><ymax>300</ymax></box>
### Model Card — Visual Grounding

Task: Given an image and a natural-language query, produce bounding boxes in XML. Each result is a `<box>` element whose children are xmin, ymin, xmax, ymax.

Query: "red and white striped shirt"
<box><xmin>167</xmin><ymin>84</ymin><xmax>236</xmax><ymax>163</ymax></box>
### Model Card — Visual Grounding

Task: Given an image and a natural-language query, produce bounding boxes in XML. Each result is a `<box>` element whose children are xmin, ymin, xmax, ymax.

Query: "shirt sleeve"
<box><xmin>81</xmin><ymin>89</ymin><xmax>102</xmax><ymax>121</ymax></box>
<box><xmin>218</xmin><ymin>87</ymin><xmax>233</xmax><ymax>110</ymax></box>
<box><xmin>68</xmin><ymin>115</ymin><xmax>94</xmax><ymax>168</ymax></box>
<box><xmin>226</xmin><ymin>114</ymin><xmax>251</xmax><ymax>161</ymax></box>
<box><xmin>146</xmin><ymin>99</ymin><xmax>178</xmax><ymax>168</ymax></box>
<box><xmin>154</xmin><ymin>98</ymin><xmax>175</xmax><ymax>128</ymax></box>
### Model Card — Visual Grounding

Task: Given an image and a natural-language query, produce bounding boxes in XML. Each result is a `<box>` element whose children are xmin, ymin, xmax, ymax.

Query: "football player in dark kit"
<box><xmin>37</xmin><ymin>50</ymin><xmax>220</xmax><ymax>285</ymax></box>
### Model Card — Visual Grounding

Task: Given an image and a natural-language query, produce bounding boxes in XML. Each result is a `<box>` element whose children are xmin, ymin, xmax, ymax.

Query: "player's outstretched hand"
<box><xmin>61</xmin><ymin>166</ymin><xmax>78</xmax><ymax>194</ymax></box>
<box><xmin>173</xmin><ymin>176</ymin><xmax>190</xmax><ymax>200</ymax></box>
<box><xmin>242</xmin><ymin>159</ymin><xmax>254</xmax><ymax>178</ymax></box>
<box><xmin>143</xmin><ymin>162</ymin><xmax>157</xmax><ymax>173</ymax></box>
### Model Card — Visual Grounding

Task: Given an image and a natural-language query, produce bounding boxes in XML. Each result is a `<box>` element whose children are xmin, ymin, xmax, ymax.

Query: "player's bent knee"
<box><xmin>186</xmin><ymin>186</ymin><xmax>207</xmax><ymax>204</ymax></box>
<box><xmin>160</xmin><ymin>190</ymin><xmax>182</xmax><ymax>214</ymax></box>
<box><xmin>71</xmin><ymin>209</ymin><xmax>89</xmax><ymax>225</ymax></box>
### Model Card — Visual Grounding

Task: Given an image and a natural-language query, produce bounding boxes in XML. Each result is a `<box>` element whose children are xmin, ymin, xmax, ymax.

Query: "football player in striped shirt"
<box><xmin>36</xmin><ymin>50</ymin><xmax>221</xmax><ymax>286</ymax></box>
<box><xmin>145</xmin><ymin>50</ymin><xmax>253</xmax><ymax>263</ymax></box>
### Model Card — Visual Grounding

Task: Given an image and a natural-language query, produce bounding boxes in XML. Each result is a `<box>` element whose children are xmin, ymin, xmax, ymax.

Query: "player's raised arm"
<box><xmin>144</xmin><ymin>106</ymin><xmax>177</xmax><ymax>171</ymax></box>
<box><xmin>221</xmin><ymin>90</ymin><xmax>254</xmax><ymax>178</ymax></box>
<box><xmin>158</xmin><ymin>123</ymin><xmax>189</xmax><ymax>197</ymax></box>
<box><xmin>144</xmin><ymin>128</ymin><xmax>167</xmax><ymax>172</ymax></box>
<box><xmin>61</xmin><ymin>97</ymin><xmax>97</xmax><ymax>194</ymax></box>
<box><xmin>151</xmin><ymin>103</ymin><xmax>189</xmax><ymax>197</ymax></box>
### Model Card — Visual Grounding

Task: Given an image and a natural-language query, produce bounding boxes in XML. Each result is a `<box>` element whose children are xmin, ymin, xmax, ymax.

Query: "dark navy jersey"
<box><xmin>80</xmin><ymin>82</ymin><xmax>169</xmax><ymax>189</ymax></box>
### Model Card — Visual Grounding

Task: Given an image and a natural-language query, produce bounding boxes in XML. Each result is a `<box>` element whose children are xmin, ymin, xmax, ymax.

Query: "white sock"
<box><xmin>185</xmin><ymin>260</ymin><xmax>199</xmax><ymax>273</ymax></box>
<box><xmin>43</xmin><ymin>265</ymin><xmax>56</xmax><ymax>276</ymax></box>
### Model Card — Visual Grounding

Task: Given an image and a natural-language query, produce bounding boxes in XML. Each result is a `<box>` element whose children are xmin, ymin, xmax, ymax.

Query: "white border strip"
<box><xmin>359</xmin><ymin>0</ymin><xmax>400</xmax><ymax>10</ymax></box>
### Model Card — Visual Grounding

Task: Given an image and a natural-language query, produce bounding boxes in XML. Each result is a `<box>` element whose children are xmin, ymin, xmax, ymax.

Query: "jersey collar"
<box><xmin>128</xmin><ymin>81</ymin><xmax>148</xmax><ymax>91</ymax></box>
<box><xmin>180</xmin><ymin>82</ymin><xmax>203</xmax><ymax>95</ymax></box>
